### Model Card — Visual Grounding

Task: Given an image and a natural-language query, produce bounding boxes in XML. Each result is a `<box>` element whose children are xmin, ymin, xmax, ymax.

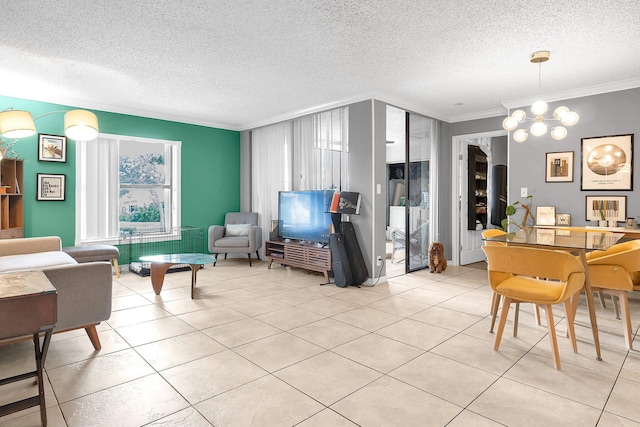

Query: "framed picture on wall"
<box><xmin>545</xmin><ymin>151</ymin><xmax>573</xmax><ymax>182</ymax></box>
<box><xmin>38</xmin><ymin>134</ymin><xmax>67</xmax><ymax>162</ymax></box>
<box><xmin>581</xmin><ymin>134</ymin><xmax>633</xmax><ymax>190</ymax></box>
<box><xmin>585</xmin><ymin>195</ymin><xmax>626</xmax><ymax>222</ymax></box>
<box><xmin>37</xmin><ymin>173</ymin><xmax>66</xmax><ymax>201</ymax></box>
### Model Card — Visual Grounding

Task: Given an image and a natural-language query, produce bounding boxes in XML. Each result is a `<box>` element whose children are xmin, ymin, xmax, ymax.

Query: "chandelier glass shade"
<box><xmin>503</xmin><ymin>50</ymin><xmax>579</xmax><ymax>143</ymax></box>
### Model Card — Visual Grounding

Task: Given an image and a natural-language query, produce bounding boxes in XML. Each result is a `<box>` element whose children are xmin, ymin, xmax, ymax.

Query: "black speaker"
<box><xmin>490</xmin><ymin>165</ymin><xmax>507</xmax><ymax>227</ymax></box>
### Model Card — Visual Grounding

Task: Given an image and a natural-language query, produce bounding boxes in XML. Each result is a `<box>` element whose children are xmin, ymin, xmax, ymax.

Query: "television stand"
<box><xmin>266</xmin><ymin>240</ymin><xmax>331</xmax><ymax>283</ymax></box>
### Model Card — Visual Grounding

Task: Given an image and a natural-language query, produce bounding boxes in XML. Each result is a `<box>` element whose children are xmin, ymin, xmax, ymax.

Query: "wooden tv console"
<box><xmin>265</xmin><ymin>240</ymin><xmax>331</xmax><ymax>283</ymax></box>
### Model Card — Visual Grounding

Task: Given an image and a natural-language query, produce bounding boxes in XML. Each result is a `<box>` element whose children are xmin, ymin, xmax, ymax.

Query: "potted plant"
<box><xmin>500</xmin><ymin>195</ymin><xmax>535</xmax><ymax>232</ymax></box>
<box><xmin>598</xmin><ymin>207</ymin><xmax>608</xmax><ymax>227</ymax></box>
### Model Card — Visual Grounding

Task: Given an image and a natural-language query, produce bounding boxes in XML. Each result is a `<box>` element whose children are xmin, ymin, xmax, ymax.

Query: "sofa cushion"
<box><xmin>0</xmin><ymin>251</ymin><xmax>78</xmax><ymax>274</ymax></box>
<box><xmin>226</xmin><ymin>224</ymin><xmax>251</xmax><ymax>236</ymax></box>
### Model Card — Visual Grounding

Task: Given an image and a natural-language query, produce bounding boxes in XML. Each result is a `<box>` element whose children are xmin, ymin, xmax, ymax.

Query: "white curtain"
<box><xmin>75</xmin><ymin>136</ymin><xmax>119</xmax><ymax>244</ymax></box>
<box><xmin>251</xmin><ymin>121</ymin><xmax>292</xmax><ymax>248</ymax></box>
<box><xmin>293</xmin><ymin>107</ymin><xmax>349</xmax><ymax>191</ymax></box>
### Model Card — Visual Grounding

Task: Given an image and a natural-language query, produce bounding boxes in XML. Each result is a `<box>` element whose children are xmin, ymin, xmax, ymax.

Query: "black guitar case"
<box><xmin>340</xmin><ymin>222</ymin><xmax>368</xmax><ymax>285</ymax></box>
<box><xmin>329</xmin><ymin>232</ymin><xmax>352</xmax><ymax>287</ymax></box>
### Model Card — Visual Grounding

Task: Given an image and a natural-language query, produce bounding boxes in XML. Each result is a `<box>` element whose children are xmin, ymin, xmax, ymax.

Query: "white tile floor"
<box><xmin>1</xmin><ymin>255</ymin><xmax>640</xmax><ymax>427</ymax></box>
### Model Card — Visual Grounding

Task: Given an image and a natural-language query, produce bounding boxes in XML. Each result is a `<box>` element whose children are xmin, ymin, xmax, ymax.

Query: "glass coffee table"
<box><xmin>139</xmin><ymin>253</ymin><xmax>216</xmax><ymax>299</ymax></box>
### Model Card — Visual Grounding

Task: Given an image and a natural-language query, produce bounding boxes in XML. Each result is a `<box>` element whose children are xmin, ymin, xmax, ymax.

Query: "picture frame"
<box><xmin>555</xmin><ymin>213</ymin><xmax>571</xmax><ymax>226</ymax></box>
<box><xmin>38</xmin><ymin>134</ymin><xmax>67</xmax><ymax>162</ymax></box>
<box><xmin>37</xmin><ymin>173</ymin><xmax>66</xmax><ymax>201</ymax></box>
<box><xmin>535</xmin><ymin>206</ymin><xmax>556</xmax><ymax>226</ymax></box>
<box><xmin>545</xmin><ymin>151</ymin><xmax>573</xmax><ymax>182</ymax></box>
<box><xmin>581</xmin><ymin>134</ymin><xmax>633</xmax><ymax>190</ymax></box>
<box><xmin>585</xmin><ymin>195</ymin><xmax>626</xmax><ymax>222</ymax></box>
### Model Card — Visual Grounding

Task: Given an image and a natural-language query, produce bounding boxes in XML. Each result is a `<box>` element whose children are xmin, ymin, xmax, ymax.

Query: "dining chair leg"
<box><xmin>563</xmin><ymin>300</ymin><xmax>578</xmax><ymax>353</ymax></box>
<box><xmin>493</xmin><ymin>297</ymin><xmax>512</xmax><ymax>351</ymax></box>
<box><xmin>611</xmin><ymin>294</ymin><xmax>621</xmax><ymax>320</ymax></box>
<box><xmin>489</xmin><ymin>292</ymin><xmax>501</xmax><ymax>333</ymax></box>
<box><xmin>543</xmin><ymin>304</ymin><xmax>561</xmax><ymax>370</ymax></box>
<box><xmin>613</xmin><ymin>290</ymin><xmax>633</xmax><ymax>350</ymax></box>
<box><xmin>513</xmin><ymin>302</ymin><xmax>520</xmax><ymax>337</ymax></box>
<box><xmin>534</xmin><ymin>305</ymin><xmax>542</xmax><ymax>326</ymax></box>
<box><xmin>597</xmin><ymin>290</ymin><xmax>607</xmax><ymax>309</ymax></box>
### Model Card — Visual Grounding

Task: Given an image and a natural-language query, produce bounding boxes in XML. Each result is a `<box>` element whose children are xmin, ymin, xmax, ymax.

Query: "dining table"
<box><xmin>483</xmin><ymin>226</ymin><xmax>626</xmax><ymax>361</ymax></box>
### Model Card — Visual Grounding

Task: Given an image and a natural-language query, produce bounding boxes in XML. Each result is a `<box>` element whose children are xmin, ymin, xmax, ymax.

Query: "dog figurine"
<box><xmin>428</xmin><ymin>241</ymin><xmax>448</xmax><ymax>273</ymax></box>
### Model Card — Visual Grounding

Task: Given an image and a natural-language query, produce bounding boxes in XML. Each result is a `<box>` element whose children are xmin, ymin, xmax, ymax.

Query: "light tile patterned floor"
<box><xmin>1</xmin><ymin>257</ymin><xmax>640</xmax><ymax>426</ymax></box>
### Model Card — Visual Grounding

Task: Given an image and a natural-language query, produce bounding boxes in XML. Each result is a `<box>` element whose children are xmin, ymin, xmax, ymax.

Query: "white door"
<box><xmin>451</xmin><ymin>131</ymin><xmax>507</xmax><ymax>266</ymax></box>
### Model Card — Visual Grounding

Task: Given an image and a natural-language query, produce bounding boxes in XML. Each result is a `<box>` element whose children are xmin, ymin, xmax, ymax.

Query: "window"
<box><xmin>76</xmin><ymin>134</ymin><xmax>181</xmax><ymax>245</ymax></box>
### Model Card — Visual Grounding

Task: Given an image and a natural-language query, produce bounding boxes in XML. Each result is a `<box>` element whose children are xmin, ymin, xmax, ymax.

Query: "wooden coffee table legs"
<box><xmin>149</xmin><ymin>262</ymin><xmax>203</xmax><ymax>299</ymax></box>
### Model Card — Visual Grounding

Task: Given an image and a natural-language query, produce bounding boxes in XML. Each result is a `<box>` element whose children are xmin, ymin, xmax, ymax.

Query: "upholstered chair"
<box><xmin>208</xmin><ymin>212</ymin><xmax>262</xmax><ymax>266</ymax></box>
<box><xmin>585</xmin><ymin>240</ymin><xmax>640</xmax><ymax>349</ymax></box>
<box><xmin>482</xmin><ymin>245</ymin><xmax>586</xmax><ymax>370</ymax></box>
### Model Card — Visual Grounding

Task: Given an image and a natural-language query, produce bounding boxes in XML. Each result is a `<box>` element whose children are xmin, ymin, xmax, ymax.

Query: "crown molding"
<box><xmin>0</xmin><ymin>90</ymin><xmax>242</xmax><ymax>131</ymax></box>
<box><xmin>501</xmin><ymin>77</ymin><xmax>640</xmax><ymax>110</ymax></box>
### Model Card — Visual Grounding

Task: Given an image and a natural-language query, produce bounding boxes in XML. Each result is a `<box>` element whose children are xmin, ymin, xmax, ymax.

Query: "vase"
<box><xmin>598</xmin><ymin>220</ymin><xmax>608</xmax><ymax>227</ymax></box>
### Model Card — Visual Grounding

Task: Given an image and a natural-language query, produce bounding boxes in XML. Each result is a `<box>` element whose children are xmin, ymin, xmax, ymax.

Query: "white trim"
<box><xmin>371</xmin><ymin>99</ymin><xmax>379</xmax><ymax>281</ymax></box>
<box><xmin>451</xmin><ymin>130</ymin><xmax>506</xmax><ymax>266</ymax></box>
<box><xmin>502</xmin><ymin>77</ymin><xmax>640</xmax><ymax>110</ymax></box>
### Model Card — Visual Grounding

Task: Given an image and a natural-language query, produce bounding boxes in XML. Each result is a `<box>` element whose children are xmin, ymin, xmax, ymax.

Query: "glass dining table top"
<box><xmin>483</xmin><ymin>227</ymin><xmax>625</xmax><ymax>251</ymax></box>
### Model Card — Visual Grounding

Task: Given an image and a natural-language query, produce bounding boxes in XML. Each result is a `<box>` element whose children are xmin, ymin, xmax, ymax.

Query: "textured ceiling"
<box><xmin>2</xmin><ymin>1</ymin><xmax>640</xmax><ymax>131</ymax></box>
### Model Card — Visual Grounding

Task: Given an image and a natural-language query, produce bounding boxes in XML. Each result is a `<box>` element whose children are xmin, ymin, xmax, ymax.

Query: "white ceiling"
<box><xmin>2</xmin><ymin>1</ymin><xmax>640</xmax><ymax>131</ymax></box>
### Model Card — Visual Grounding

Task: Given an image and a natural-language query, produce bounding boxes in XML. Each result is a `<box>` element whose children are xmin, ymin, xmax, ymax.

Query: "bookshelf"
<box><xmin>0</xmin><ymin>159</ymin><xmax>24</xmax><ymax>238</ymax></box>
<box><xmin>467</xmin><ymin>145</ymin><xmax>487</xmax><ymax>230</ymax></box>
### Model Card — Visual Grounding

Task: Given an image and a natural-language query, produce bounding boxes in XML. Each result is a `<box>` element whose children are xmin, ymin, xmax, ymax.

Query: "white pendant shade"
<box><xmin>550</xmin><ymin>126</ymin><xmax>568</xmax><ymax>140</ymax></box>
<box><xmin>64</xmin><ymin>110</ymin><xmax>99</xmax><ymax>140</ymax></box>
<box><xmin>513</xmin><ymin>128</ymin><xmax>528</xmax><ymax>143</ymax></box>
<box><xmin>530</xmin><ymin>121</ymin><xmax>548</xmax><ymax>136</ymax></box>
<box><xmin>502</xmin><ymin>116</ymin><xmax>518</xmax><ymax>131</ymax></box>
<box><xmin>0</xmin><ymin>110</ymin><xmax>36</xmax><ymax>138</ymax></box>
<box><xmin>561</xmin><ymin>111</ymin><xmax>579</xmax><ymax>126</ymax></box>
<box><xmin>531</xmin><ymin>100</ymin><xmax>548</xmax><ymax>115</ymax></box>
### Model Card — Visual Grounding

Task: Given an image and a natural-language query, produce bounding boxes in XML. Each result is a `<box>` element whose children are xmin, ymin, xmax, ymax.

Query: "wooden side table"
<box><xmin>0</xmin><ymin>271</ymin><xmax>57</xmax><ymax>427</ymax></box>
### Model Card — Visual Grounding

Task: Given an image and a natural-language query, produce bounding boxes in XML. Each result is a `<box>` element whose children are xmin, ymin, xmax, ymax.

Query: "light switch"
<box><xmin>376</xmin><ymin>184</ymin><xmax>381</xmax><ymax>194</ymax></box>
<box><xmin>521</xmin><ymin>187</ymin><xmax>528</xmax><ymax>197</ymax></box>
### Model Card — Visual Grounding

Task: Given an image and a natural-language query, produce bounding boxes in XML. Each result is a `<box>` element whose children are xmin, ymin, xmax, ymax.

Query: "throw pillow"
<box><xmin>226</xmin><ymin>224</ymin><xmax>251</xmax><ymax>236</ymax></box>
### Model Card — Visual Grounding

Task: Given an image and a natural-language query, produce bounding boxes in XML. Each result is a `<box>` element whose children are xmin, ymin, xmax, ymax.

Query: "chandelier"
<box><xmin>502</xmin><ymin>51</ymin><xmax>579</xmax><ymax>143</ymax></box>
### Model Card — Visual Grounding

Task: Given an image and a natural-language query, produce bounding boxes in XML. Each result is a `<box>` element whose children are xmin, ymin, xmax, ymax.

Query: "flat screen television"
<box><xmin>278</xmin><ymin>190</ymin><xmax>333</xmax><ymax>244</ymax></box>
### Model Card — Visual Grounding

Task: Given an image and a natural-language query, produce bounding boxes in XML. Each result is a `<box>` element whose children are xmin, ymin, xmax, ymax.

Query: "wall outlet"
<box><xmin>376</xmin><ymin>255</ymin><xmax>383</xmax><ymax>266</ymax></box>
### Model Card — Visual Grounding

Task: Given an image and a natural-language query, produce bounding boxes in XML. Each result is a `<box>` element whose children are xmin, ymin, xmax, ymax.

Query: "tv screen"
<box><xmin>278</xmin><ymin>190</ymin><xmax>333</xmax><ymax>243</ymax></box>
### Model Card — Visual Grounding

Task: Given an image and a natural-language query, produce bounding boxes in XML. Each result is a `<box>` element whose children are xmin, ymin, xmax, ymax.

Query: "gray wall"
<box><xmin>508</xmin><ymin>88</ymin><xmax>639</xmax><ymax>226</ymax></box>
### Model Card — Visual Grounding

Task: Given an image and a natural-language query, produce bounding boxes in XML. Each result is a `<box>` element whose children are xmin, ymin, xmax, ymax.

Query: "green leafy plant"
<box><xmin>500</xmin><ymin>195</ymin><xmax>535</xmax><ymax>231</ymax></box>
<box><xmin>599</xmin><ymin>207</ymin><xmax>606</xmax><ymax>221</ymax></box>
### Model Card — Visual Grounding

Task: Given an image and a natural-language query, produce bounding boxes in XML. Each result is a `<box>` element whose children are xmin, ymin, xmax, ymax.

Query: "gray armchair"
<box><xmin>208</xmin><ymin>212</ymin><xmax>262</xmax><ymax>266</ymax></box>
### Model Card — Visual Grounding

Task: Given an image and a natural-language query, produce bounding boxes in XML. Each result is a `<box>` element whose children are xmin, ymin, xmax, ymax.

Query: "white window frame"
<box><xmin>75</xmin><ymin>133</ymin><xmax>181</xmax><ymax>245</ymax></box>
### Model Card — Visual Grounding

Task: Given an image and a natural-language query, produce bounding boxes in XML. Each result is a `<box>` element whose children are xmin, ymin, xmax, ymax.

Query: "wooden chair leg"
<box><xmin>597</xmin><ymin>290</ymin><xmax>607</xmax><ymax>308</ymax></box>
<box><xmin>112</xmin><ymin>259</ymin><xmax>121</xmax><ymax>278</ymax></box>
<box><xmin>612</xmin><ymin>294</ymin><xmax>621</xmax><ymax>320</ymax></box>
<box><xmin>563</xmin><ymin>300</ymin><xmax>578</xmax><ymax>353</ymax></box>
<box><xmin>494</xmin><ymin>297</ymin><xmax>512</xmax><ymax>351</ymax></box>
<box><xmin>490</xmin><ymin>292</ymin><xmax>501</xmax><ymax>333</ymax></box>
<box><xmin>513</xmin><ymin>302</ymin><xmax>520</xmax><ymax>337</ymax></box>
<box><xmin>85</xmin><ymin>325</ymin><xmax>102</xmax><ymax>350</ymax></box>
<box><xmin>534</xmin><ymin>305</ymin><xmax>542</xmax><ymax>326</ymax></box>
<box><xmin>612</xmin><ymin>290</ymin><xmax>633</xmax><ymax>350</ymax></box>
<box><xmin>543</xmin><ymin>304</ymin><xmax>561</xmax><ymax>370</ymax></box>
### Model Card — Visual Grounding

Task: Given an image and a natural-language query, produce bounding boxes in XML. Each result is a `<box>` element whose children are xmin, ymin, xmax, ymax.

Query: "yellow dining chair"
<box><xmin>482</xmin><ymin>245</ymin><xmax>586</xmax><ymax>370</ymax></box>
<box><xmin>585</xmin><ymin>240</ymin><xmax>640</xmax><ymax>350</ymax></box>
<box><xmin>481</xmin><ymin>229</ymin><xmax>511</xmax><ymax>334</ymax></box>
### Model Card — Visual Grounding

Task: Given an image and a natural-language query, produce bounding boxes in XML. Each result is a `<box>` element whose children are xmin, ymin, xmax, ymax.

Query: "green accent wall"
<box><xmin>1</xmin><ymin>95</ymin><xmax>240</xmax><ymax>248</ymax></box>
